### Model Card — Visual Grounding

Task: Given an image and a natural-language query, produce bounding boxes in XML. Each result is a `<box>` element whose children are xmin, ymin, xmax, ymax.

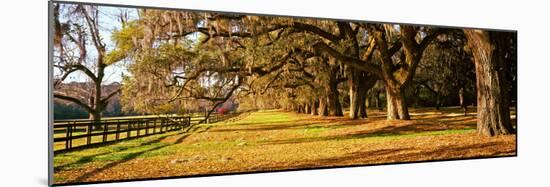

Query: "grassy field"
<box><xmin>53</xmin><ymin>107</ymin><xmax>516</xmax><ymax>184</ymax></box>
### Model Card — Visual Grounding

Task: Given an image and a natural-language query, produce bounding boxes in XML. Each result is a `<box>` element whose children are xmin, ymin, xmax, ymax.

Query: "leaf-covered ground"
<box><xmin>53</xmin><ymin>107</ymin><xmax>516</xmax><ymax>184</ymax></box>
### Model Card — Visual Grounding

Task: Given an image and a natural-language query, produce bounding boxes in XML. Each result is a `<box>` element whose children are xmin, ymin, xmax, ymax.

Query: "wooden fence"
<box><xmin>53</xmin><ymin>112</ymin><xmax>240</xmax><ymax>152</ymax></box>
<box><xmin>205</xmin><ymin>112</ymin><xmax>240</xmax><ymax>123</ymax></box>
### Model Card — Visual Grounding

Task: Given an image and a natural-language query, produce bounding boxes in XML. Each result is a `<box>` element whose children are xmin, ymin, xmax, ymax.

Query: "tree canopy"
<box><xmin>53</xmin><ymin>4</ymin><xmax>517</xmax><ymax>136</ymax></box>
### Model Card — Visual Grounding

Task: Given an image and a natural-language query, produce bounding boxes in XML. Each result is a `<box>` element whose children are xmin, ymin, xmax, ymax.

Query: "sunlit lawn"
<box><xmin>53</xmin><ymin>107</ymin><xmax>516</xmax><ymax>184</ymax></box>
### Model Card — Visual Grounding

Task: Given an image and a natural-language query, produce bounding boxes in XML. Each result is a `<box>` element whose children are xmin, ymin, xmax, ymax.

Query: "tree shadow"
<box><xmin>262</xmin><ymin>121</ymin><xmax>475</xmax><ymax>145</ymax></box>
<box><xmin>252</xmin><ymin>141</ymin><xmax>514</xmax><ymax>171</ymax></box>
<box><xmin>210</xmin><ymin>121</ymin><xmax>324</xmax><ymax>132</ymax></box>
<box><xmin>54</xmin><ymin>151</ymin><xmax>115</xmax><ymax>171</ymax></box>
<box><xmin>210</xmin><ymin>115</ymin><xmax>386</xmax><ymax>133</ymax></box>
<box><xmin>55</xmin><ymin>132</ymin><xmax>185</xmax><ymax>172</ymax></box>
<box><xmin>300</xmin><ymin>141</ymin><xmax>514</xmax><ymax>167</ymax></box>
<box><xmin>432</xmin><ymin>118</ymin><xmax>477</xmax><ymax>125</ymax></box>
<box><xmin>67</xmin><ymin>132</ymin><xmax>191</xmax><ymax>183</ymax></box>
<box><xmin>211</xmin><ymin>110</ymin><xmax>478</xmax><ymax>142</ymax></box>
<box><xmin>228</xmin><ymin>119</ymin><xmax>295</xmax><ymax>127</ymax></box>
<box><xmin>294</xmin><ymin>147</ymin><xmax>411</xmax><ymax>168</ymax></box>
<box><xmin>196</xmin><ymin>125</ymin><xmax>215</xmax><ymax>133</ymax></box>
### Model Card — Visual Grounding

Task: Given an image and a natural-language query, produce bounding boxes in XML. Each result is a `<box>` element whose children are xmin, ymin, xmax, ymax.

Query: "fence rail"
<box><xmin>53</xmin><ymin>112</ymin><xmax>240</xmax><ymax>152</ymax></box>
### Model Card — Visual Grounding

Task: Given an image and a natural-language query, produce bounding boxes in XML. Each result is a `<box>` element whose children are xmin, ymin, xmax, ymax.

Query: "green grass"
<box><xmin>230</xmin><ymin>110</ymin><xmax>295</xmax><ymax>125</ymax></box>
<box><xmin>55</xmin><ymin>111</ymin><xmax>471</xmax><ymax>164</ymax></box>
<box><xmin>55</xmin><ymin>132</ymin><xmax>178</xmax><ymax>168</ymax></box>
<box><xmin>301</xmin><ymin>125</ymin><xmax>330</xmax><ymax>134</ymax></box>
<box><xmin>53</xmin><ymin>108</ymin><xmax>516</xmax><ymax>184</ymax></box>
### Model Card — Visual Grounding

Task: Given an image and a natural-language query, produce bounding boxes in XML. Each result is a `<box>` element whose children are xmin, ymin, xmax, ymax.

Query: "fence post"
<box><xmin>145</xmin><ymin>120</ymin><xmax>149</xmax><ymax>135</ymax></box>
<box><xmin>116</xmin><ymin>120</ymin><xmax>121</xmax><ymax>140</ymax></box>
<box><xmin>69</xmin><ymin>122</ymin><xmax>74</xmax><ymax>149</ymax></box>
<box><xmin>103</xmin><ymin>121</ymin><xmax>108</xmax><ymax>142</ymax></box>
<box><xmin>86</xmin><ymin>122</ymin><xmax>92</xmax><ymax>145</ymax></box>
<box><xmin>168</xmin><ymin>118</ymin><xmax>172</xmax><ymax>131</ymax></box>
<box><xmin>65</xmin><ymin>122</ymin><xmax>70</xmax><ymax>150</ymax></box>
<box><xmin>171</xmin><ymin>118</ymin><xmax>174</xmax><ymax>131</ymax></box>
<box><xmin>127</xmin><ymin>120</ymin><xmax>132</xmax><ymax>138</ymax></box>
<box><xmin>174</xmin><ymin>117</ymin><xmax>181</xmax><ymax>130</ymax></box>
<box><xmin>160</xmin><ymin>118</ymin><xmax>164</xmax><ymax>133</ymax></box>
<box><xmin>137</xmin><ymin>119</ymin><xmax>141</xmax><ymax>137</ymax></box>
<box><xmin>153</xmin><ymin>119</ymin><xmax>157</xmax><ymax>134</ymax></box>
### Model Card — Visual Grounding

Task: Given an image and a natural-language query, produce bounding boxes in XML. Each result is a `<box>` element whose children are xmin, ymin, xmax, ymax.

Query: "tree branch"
<box><xmin>54</xmin><ymin>93</ymin><xmax>93</xmax><ymax>113</ymax></box>
<box><xmin>79</xmin><ymin>5</ymin><xmax>105</xmax><ymax>55</ymax></box>
<box><xmin>100</xmin><ymin>88</ymin><xmax>121</xmax><ymax>103</ymax></box>
<box><xmin>313</xmin><ymin>42</ymin><xmax>382</xmax><ymax>77</ymax></box>
<box><xmin>289</xmin><ymin>22</ymin><xmax>341</xmax><ymax>43</ymax></box>
<box><xmin>71</xmin><ymin>64</ymin><xmax>99</xmax><ymax>82</ymax></box>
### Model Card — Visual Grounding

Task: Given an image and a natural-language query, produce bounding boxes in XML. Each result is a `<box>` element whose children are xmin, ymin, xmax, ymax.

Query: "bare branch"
<box><xmin>100</xmin><ymin>88</ymin><xmax>121</xmax><ymax>103</ymax></box>
<box><xmin>54</xmin><ymin>93</ymin><xmax>93</xmax><ymax>113</ymax></box>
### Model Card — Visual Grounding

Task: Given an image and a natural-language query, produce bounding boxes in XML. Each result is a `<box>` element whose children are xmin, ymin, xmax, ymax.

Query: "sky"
<box><xmin>54</xmin><ymin>4</ymin><xmax>139</xmax><ymax>84</ymax></box>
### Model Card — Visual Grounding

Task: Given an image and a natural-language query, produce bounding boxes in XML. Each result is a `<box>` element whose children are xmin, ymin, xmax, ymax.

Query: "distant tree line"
<box><xmin>54</xmin><ymin>99</ymin><xmax>125</xmax><ymax>120</ymax></box>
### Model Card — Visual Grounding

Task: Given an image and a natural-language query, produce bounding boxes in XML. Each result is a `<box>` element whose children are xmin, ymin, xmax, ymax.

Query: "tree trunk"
<box><xmin>349</xmin><ymin>71</ymin><xmax>363</xmax><ymax>119</ymax></box>
<box><xmin>464</xmin><ymin>30</ymin><xmax>515</xmax><ymax>136</ymax></box>
<box><xmin>459</xmin><ymin>87</ymin><xmax>467</xmax><ymax>116</ymax></box>
<box><xmin>358</xmin><ymin>93</ymin><xmax>368</xmax><ymax>118</ymax></box>
<box><xmin>327</xmin><ymin>78</ymin><xmax>343</xmax><ymax>116</ymax></box>
<box><xmin>360</xmin><ymin>77</ymin><xmax>377</xmax><ymax>118</ymax></box>
<box><xmin>92</xmin><ymin>61</ymin><xmax>106</xmax><ymax>130</ymax></box>
<box><xmin>88</xmin><ymin>108</ymin><xmax>102</xmax><ymax>130</ymax></box>
<box><xmin>411</xmin><ymin>86</ymin><xmax>420</xmax><ymax>108</ymax></box>
<box><xmin>375</xmin><ymin>90</ymin><xmax>382</xmax><ymax>111</ymax></box>
<box><xmin>283</xmin><ymin>105</ymin><xmax>290</xmax><ymax>111</ymax></box>
<box><xmin>318</xmin><ymin>97</ymin><xmax>328</xmax><ymax>116</ymax></box>
<box><xmin>365</xmin><ymin>95</ymin><xmax>371</xmax><ymax>108</ymax></box>
<box><xmin>311</xmin><ymin>100</ymin><xmax>319</xmax><ymax>115</ymax></box>
<box><xmin>385</xmin><ymin>87</ymin><xmax>410</xmax><ymax>120</ymax></box>
<box><xmin>435</xmin><ymin>93</ymin><xmax>440</xmax><ymax>110</ymax></box>
<box><xmin>349</xmin><ymin>71</ymin><xmax>371</xmax><ymax>119</ymax></box>
<box><xmin>305</xmin><ymin>103</ymin><xmax>311</xmax><ymax>114</ymax></box>
<box><xmin>349</xmin><ymin>85</ymin><xmax>359</xmax><ymax>119</ymax></box>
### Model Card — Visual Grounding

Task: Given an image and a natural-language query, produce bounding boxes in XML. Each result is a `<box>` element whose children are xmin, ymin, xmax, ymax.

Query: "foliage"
<box><xmin>413</xmin><ymin>32</ymin><xmax>476</xmax><ymax>106</ymax></box>
<box><xmin>55</xmin><ymin>4</ymin><xmax>517</xmax><ymax>135</ymax></box>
